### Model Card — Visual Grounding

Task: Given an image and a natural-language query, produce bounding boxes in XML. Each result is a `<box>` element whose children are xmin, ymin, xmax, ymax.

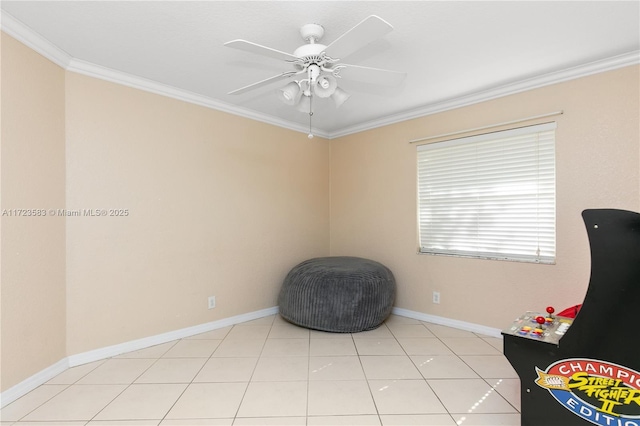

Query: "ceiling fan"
<box><xmin>224</xmin><ymin>15</ymin><xmax>406</xmax><ymax>138</ymax></box>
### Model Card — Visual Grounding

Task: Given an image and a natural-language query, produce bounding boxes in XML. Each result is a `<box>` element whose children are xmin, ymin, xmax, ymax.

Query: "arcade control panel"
<box><xmin>502</xmin><ymin>307</ymin><xmax>574</xmax><ymax>346</ymax></box>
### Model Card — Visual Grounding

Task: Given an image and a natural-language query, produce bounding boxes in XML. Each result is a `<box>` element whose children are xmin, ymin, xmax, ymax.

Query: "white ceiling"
<box><xmin>2</xmin><ymin>1</ymin><xmax>639</xmax><ymax>138</ymax></box>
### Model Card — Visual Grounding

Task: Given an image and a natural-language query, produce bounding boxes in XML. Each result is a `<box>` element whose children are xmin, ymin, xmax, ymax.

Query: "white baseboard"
<box><xmin>392</xmin><ymin>307</ymin><xmax>503</xmax><ymax>338</ymax></box>
<box><xmin>0</xmin><ymin>306</ymin><xmax>278</xmax><ymax>408</ymax></box>
<box><xmin>0</xmin><ymin>358</ymin><xmax>69</xmax><ymax>409</ymax></box>
<box><xmin>2</xmin><ymin>306</ymin><xmax>497</xmax><ymax>408</ymax></box>
<box><xmin>67</xmin><ymin>306</ymin><xmax>279</xmax><ymax>367</ymax></box>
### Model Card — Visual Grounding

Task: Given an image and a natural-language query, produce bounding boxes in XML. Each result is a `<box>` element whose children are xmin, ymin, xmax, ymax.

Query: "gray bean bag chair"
<box><xmin>278</xmin><ymin>256</ymin><xmax>396</xmax><ymax>333</ymax></box>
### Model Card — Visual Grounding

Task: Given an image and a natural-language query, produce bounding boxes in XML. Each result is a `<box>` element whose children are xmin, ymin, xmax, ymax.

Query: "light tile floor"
<box><xmin>0</xmin><ymin>314</ymin><xmax>521</xmax><ymax>426</ymax></box>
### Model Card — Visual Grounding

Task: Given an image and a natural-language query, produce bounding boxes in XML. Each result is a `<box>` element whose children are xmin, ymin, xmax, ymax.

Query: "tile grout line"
<box><xmin>5</xmin><ymin>358</ymin><xmax>110</xmax><ymax>423</ymax></box>
<box><xmin>306</xmin><ymin>323</ymin><xmax>312</xmax><ymax>426</ymax></box>
<box><xmin>86</xmin><ymin>350</ymin><xmax>170</xmax><ymax>424</ymax></box>
<box><xmin>352</xmin><ymin>327</ymin><xmax>383</xmax><ymax>422</ymax></box>
<box><xmin>231</xmin><ymin>318</ymin><xmax>272</xmax><ymax>423</ymax></box>
<box><xmin>448</xmin><ymin>337</ymin><xmax>521</xmax><ymax>415</ymax></box>
<box><xmin>409</xmin><ymin>322</ymin><xmax>454</xmax><ymax>419</ymax></box>
<box><xmin>156</xmin><ymin>336</ymin><xmax>222</xmax><ymax>425</ymax></box>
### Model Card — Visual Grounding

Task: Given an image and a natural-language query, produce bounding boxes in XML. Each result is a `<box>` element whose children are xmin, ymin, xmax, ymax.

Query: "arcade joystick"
<box><xmin>533</xmin><ymin>316</ymin><xmax>547</xmax><ymax>336</ymax></box>
<box><xmin>545</xmin><ymin>306</ymin><xmax>555</xmax><ymax>324</ymax></box>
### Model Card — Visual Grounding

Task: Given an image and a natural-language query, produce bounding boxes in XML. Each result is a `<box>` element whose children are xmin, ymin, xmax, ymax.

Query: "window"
<box><xmin>417</xmin><ymin>122</ymin><xmax>556</xmax><ymax>263</ymax></box>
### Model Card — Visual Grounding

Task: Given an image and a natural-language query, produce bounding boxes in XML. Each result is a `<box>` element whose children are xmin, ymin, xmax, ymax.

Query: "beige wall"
<box><xmin>64</xmin><ymin>73</ymin><xmax>330</xmax><ymax>355</ymax></box>
<box><xmin>330</xmin><ymin>65</ymin><xmax>640</xmax><ymax>329</ymax></box>
<box><xmin>1</xmin><ymin>33</ymin><xmax>329</xmax><ymax>389</ymax></box>
<box><xmin>1</xmin><ymin>34</ymin><xmax>67</xmax><ymax>391</ymax></box>
<box><xmin>2</xmin><ymin>29</ymin><xmax>639</xmax><ymax>394</ymax></box>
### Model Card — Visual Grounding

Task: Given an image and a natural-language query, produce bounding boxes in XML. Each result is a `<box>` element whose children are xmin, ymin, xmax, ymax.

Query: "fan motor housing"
<box><xmin>293</xmin><ymin>43</ymin><xmax>327</xmax><ymax>59</ymax></box>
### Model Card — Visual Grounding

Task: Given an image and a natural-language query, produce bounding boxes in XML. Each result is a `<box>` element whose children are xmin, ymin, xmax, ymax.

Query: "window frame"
<box><xmin>416</xmin><ymin>122</ymin><xmax>557</xmax><ymax>264</ymax></box>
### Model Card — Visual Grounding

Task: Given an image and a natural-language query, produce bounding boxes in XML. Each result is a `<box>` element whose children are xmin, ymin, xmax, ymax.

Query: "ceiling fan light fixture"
<box><xmin>224</xmin><ymin>15</ymin><xmax>405</xmax><ymax>137</ymax></box>
<box><xmin>331</xmin><ymin>87</ymin><xmax>351</xmax><ymax>108</ymax></box>
<box><xmin>278</xmin><ymin>82</ymin><xmax>302</xmax><ymax>105</ymax></box>
<box><xmin>314</xmin><ymin>73</ymin><xmax>337</xmax><ymax>98</ymax></box>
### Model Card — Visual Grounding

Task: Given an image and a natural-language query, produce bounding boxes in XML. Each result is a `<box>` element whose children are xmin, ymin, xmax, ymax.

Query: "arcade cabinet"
<box><xmin>502</xmin><ymin>209</ymin><xmax>640</xmax><ymax>426</ymax></box>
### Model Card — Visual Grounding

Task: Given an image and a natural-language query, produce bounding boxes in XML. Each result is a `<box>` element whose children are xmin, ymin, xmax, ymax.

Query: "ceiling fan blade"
<box><xmin>224</xmin><ymin>39</ymin><xmax>299</xmax><ymax>62</ymax></box>
<box><xmin>228</xmin><ymin>72</ymin><xmax>296</xmax><ymax>95</ymax></box>
<box><xmin>336</xmin><ymin>64</ymin><xmax>407</xmax><ymax>86</ymax></box>
<box><xmin>324</xmin><ymin>15</ymin><xmax>393</xmax><ymax>60</ymax></box>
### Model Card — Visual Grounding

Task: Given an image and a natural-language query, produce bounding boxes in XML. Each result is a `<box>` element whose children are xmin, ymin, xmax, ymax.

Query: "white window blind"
<box><xmin>417</xmin><ymin>122</ymin><xmax>556</xmax><ymax>263</ymax></box>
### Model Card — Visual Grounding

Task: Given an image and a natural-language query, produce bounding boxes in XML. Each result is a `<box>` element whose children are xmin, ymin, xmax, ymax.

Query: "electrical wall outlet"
<box><xmin>208</xmin><ymin>296</ymin><xmax>216</xmax><ymax>309</ymax></box>
<box><xmin>432</xmin><ymin>291</ymin><xmax>441</xmax><ymax>304</ymax></box>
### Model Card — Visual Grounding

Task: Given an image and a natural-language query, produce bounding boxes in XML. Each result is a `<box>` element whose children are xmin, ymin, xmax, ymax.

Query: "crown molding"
<box><xmin>2</xmin><ymin>10</ymin><xmax>637</xmax><ymax>140</ymax></box>
<box><xmin>0</xmin><ymin>10</ymin><xmax>329</xmax><ymax>139</ymax></box>
<box><xmin>0</xmin><ymin>10</ymin><xmax>71</xmax><ymax>68</ymax></box>
<box><xmin>328</xmin><ymin>50</ymin><xmax>640</xmax><ymax>139</ymax></box>
<box><xmin>67</xmin><ymin>58</ymin><xmax>331</xmax><ymax>139</ymax></box>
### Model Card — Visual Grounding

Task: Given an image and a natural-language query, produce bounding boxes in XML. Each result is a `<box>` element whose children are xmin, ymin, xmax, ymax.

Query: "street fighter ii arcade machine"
<box><xmin>502</xmin><ymin>209</ymin><xmax>640</xmax><ymax>426</ymax></box>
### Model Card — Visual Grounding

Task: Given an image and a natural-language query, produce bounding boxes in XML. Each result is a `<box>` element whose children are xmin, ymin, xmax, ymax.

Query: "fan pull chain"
<box><xmin>308</xmin><ymin>92</ymin><xmax>314</xmax><ymax>139</ymax></box>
